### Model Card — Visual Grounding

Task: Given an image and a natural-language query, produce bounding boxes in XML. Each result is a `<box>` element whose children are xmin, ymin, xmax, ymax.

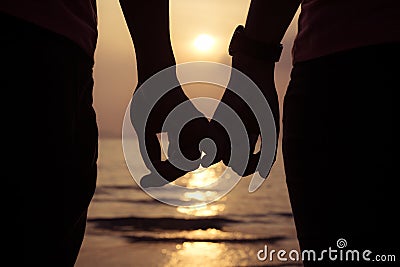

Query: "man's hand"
<box><xmin>209</xmin><ymin>55</ymin><xmax>280</xmax><ymax>178</ymax></box>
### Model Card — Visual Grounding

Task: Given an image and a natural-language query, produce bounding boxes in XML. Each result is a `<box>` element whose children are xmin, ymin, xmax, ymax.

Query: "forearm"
<box><xmin>230</xmin><ymin>0</ymin><xmax>301</xmax><ymax>81</ymax></box>
<box><xmin>119</xmin><ymin>0</ymin><xmax>176</xmax><ymax>84</ymax></box>
<box><xmin>244</xmin><ymin>0</ymin><xmax>301</xmax><ymax>43</ymax></box>
<box><xmin>228</xmin><ymin>0</ymin><xmax>301</xmax><ymax>122</ymax></box>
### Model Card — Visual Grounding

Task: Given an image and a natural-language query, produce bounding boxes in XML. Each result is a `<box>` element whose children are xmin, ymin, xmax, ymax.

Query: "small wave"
<box><xmin>92</xmin><ymin>198</ymin><xmax>157</xmax><ymax>204</ymax></box>
<box><xmin>88</xmin><ymin>216</ymin><xmax>239</xmax><ymax>231</ymax></box>
<box><xmin>99</xmin><ymin>185</ymin><xmax>138</xmax><ymax>190</ymax></box>
<box><xmin>122</xmin><ymin>235</ymin><xmax>286</xmax><ymax>244</ymax></box>
<box><xmin>271</xmin><ymin>212</ymin><xmax>293</xmax><ymax>218</ymax></box>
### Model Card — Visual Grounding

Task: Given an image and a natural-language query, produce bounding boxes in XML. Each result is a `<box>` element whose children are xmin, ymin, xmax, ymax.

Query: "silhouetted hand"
<box><xmin>131</xmin><ymin>83</ymin><xmax>210</xmax><ymax>187</ymax></box>
<box><xmin>209</xmin><ymin>90</ymin><xmax>260</xmax><ymax>176</ymax></box>
<box><xmin>209</xmin><ymin>56</ymin><xmax>280</xmax><ymax>177</ymax></box>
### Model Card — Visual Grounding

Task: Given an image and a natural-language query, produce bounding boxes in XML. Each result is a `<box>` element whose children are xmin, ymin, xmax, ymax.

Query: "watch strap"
<box><xmin>228</xmin><ymin>25</ymin><xmax>283</xmax><ymax>62</ymax></box>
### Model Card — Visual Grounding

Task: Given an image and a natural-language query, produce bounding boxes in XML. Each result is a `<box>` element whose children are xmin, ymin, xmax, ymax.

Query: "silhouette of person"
<box><xmin>212</xmin><ymin>0</ymin><xmax>398</xmax><ymax>266</ymax></box>
<box><xmin>1</xmin><ymin>1</ymin><xmax>207</xmax><ymax>266</ymax></box>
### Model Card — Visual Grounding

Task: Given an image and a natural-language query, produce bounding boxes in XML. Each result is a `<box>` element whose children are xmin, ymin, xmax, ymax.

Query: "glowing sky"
<box><xmin>93</xmin><ymin>0</ymin><xmax>299</xmax><ymax>137</ymax></box>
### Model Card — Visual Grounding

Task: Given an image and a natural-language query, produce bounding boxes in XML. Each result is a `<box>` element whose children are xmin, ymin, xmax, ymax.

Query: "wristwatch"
<box><xmin>228</xmin><ymin>25</ymin><xmax>283</xmax><ymax>62</ymax></box>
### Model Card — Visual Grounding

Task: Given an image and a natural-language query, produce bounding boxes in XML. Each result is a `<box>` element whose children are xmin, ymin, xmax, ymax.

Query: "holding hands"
<box><xmin>120</xmin><ymin>1</ymin><xmax>282</xmax><ymax>187</ymax></box>
<box><xmin>131</xmin><ymin>53</ymin><xmax>280</xmax><ymax>187</ymax></box>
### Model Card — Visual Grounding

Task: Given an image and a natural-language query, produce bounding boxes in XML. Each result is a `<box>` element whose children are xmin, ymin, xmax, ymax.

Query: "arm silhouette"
<box><xmin>211</xmin><ymin>0</ymin><xmax>301</xmax><ymax>177</ymax></box>
<box><xmin>120</xmin><ymin>0</ymin><xmax>209</xmax><ymax>186</ymax></box>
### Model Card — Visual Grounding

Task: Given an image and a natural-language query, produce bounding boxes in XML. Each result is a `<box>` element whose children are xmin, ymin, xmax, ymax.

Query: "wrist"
<box><xmin>136</xmin><ymin>44</ymin><xmax>177</xmax><ymax>84</ymax></box>
<box><xmin>228</xmin><ymin>25</ymin><xmax>283</xmax><ymax>63</ymax></box>
<box><xmin>137</xmin><ymin>60</ymin><xmax>176</xmax><ymax>85</ymax></box>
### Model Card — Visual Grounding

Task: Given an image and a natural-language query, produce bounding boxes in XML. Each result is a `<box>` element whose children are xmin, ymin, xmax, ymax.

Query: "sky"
<box><xmin>93</xmin><ymin>0</ymin><xmax>299</xmax><ymax>137</ymax></box>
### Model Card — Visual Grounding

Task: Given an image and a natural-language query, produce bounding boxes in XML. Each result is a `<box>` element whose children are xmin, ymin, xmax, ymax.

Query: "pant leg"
<box><xmin>1</xmin><ymin>13</ymin><xmax>98</xmax><ymax>266</ymax></box>
<box><xmin>283</xmin><ymin>43</ymin><xmax>398</xmax><ymax>266</ymax></box>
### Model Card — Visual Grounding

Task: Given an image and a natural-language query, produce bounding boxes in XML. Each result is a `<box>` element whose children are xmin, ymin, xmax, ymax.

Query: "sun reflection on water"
<box><xmin>166</xmin><ymin>163</ymin><xmax>246</xmax><ymax>266</ymax></box>
<box><xmin>163</xmin><ymin>242</ymin><xmax>229</xmax><ymax>267</ymax></box>
<box><xmin>162</xmin><ymin>241</ymin><xmax>253</xmax><ymax>267</ymax></box>
<box><xmin>177</xmin><ymin>203</ymin><xmax>225</xmax><ymax>217</ymax></box>
<box><xmin>173</xmin><ymin>163</ymin><xmax>228</xmax><ymax>216</ymax></box>
<box><xmin>174</xmin><ymin>164</ymin><xmax>223</xmax><ymax>188</ymax></box>
<box><xmin>157</xmin><ymin>228</ymin><xmax>249</xmax><ymax>240</ymax></box>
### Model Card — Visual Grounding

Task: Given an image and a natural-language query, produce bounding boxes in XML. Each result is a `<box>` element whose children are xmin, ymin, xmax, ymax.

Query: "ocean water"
<box><xmin>76</xmin><ymin>138</ymin><xmax>302</xmax><ymax>267</ymax></box>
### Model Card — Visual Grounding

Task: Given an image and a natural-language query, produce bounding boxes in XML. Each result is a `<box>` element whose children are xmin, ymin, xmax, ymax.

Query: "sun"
<box><xmin>193</xmin><ymin>34</ymin><xmax>215</xmax><ymax>52</ymax></box>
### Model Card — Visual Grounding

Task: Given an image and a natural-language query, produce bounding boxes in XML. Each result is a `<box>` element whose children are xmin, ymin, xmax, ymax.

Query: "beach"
<box><xmin>75</xmin><ymin>138</ymin><xmax>301</xmax><ymax>266</ymax></box>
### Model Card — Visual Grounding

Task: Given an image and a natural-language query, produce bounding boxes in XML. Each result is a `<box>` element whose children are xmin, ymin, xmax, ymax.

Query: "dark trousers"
<box><xmin>283</xmin><ymin>43</ymin><xmax>399</xmax><ymax>266</ymax></box>
<box><xmin>2</xmin><ymin>13</ymin><xmax>98</xmax><ymax>266</ymax></box>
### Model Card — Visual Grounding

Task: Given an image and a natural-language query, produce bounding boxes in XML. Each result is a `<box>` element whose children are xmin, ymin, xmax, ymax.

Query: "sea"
<box><xmin>75</xmin><ymin>138</ymin><xmax>302</xmax><ymax>267</ymax></box>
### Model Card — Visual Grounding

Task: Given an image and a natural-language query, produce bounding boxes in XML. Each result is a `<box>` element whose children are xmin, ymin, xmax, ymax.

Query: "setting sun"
<box><xmin>193</xmin><ymin>34</ymin><xmax>215</xmax><ymax>52</ymax></box>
